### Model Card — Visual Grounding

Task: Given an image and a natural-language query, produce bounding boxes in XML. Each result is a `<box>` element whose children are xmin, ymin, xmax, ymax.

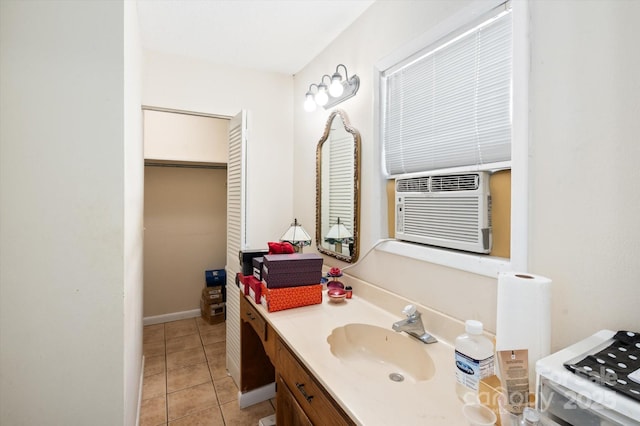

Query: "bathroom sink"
<box><xmin>326</xmin><ymin>323</ymin><xmax>435</xmax><ymax>382</ymax></box>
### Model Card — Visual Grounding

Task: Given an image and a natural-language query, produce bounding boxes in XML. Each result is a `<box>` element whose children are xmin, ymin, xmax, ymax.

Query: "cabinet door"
<box><xmin>240</xmin><ymin>294</ymin><xmax>275</xmax><ymax>393</ymax></box>
<box><xmin>277</xmin><ymin>338</ymin><xmax>354</xmax><ymax>425</ymax></box>
<box><xmin>276</xmin><ymin>375</ymin><xmax>313</xmax><ymax>426</ymax></box>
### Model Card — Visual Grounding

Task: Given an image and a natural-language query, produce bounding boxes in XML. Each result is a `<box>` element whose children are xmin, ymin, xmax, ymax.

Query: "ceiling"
<box><xmin>136</xmin><ymin>0</ymin><xmax>375</xmax><ymax>75</ymax></box>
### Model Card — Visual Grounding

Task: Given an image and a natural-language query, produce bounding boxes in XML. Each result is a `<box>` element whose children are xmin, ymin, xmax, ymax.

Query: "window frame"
<box><xmin>372</xmin><ymin>0</ymin><xmax>529</xmax><ymax>278</ymax></box>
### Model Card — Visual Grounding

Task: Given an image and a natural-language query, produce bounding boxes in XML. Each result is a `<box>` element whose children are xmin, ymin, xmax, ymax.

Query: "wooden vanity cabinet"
<box><xmin>239</xmin><ymin>294</ymin><xmax>275</xmax><ymax>392</ymax></box>
<box><xmin>276</xmin><ymin>335</ymin><xmax>355</xmax><ymax>426</ymax></box>
<box><xmin>240</xmin><ymin>293</ymin><xmax>354</xmax><ymax>425</ymax></box>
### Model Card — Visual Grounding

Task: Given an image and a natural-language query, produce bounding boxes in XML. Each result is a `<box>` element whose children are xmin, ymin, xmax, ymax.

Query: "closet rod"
<box><xmin>145</xmin><ymin>162</ymin><xmax>227</xmax><ymax>170</ymax></box>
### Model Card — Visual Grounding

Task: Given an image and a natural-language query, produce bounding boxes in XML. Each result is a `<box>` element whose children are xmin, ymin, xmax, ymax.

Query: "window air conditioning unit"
<box><xmin>395</xmin><ymin>172</ymin><xmax>492</xmax><ymax>254</ymax></box>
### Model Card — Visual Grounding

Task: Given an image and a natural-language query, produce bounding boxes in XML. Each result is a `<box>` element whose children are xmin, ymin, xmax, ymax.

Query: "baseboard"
<box><xmin>143</xmin><ymin>309</ymin><xmax>201</xmax><ymax>326</ymax></box>
<box><xmin>227</xmin><ymin>354</ymin><xmax>241</xmax><ymax>391</ymax></box>
<box><xmin>238</xmin><ymin>382</ymin><xmax>276</xmax><ymax>409</ymax></box>
<box><xmin>136</xmin><ymin>356</ymin><xmax>145</xmax><ymax>426</ymax></box>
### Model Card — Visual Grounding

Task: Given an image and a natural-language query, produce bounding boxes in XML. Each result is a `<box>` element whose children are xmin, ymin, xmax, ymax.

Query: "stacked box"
<box><xmin>237</xmin><ymin>273</ymin><xmax>251</xmax><ymax>296</ymax></box>
<box><xmin>200</xmin><ymin>298</ymin><xmax>225</xmax><ymax>324</ymax></box>
<box><xmin>205</xmin><ymin>269</ymin><xmax>226</xmax><ymax>287</ymax></box>
<box><xmin>202</xmin><ymin>270</ymin><xmax>227</xmax><ymax>325</ymax></box>
<box><xmin>239</xmin><ymin>249</ymin><xmax>269</xmax><ymax>276</ymax></box>
<box><xmin>202</xmin><ymin>286</ymin><xmax>224</xmax><ymax>304</ymax></box>
<box><xmin>252</xmin><ymin>253</ymin><xmax>324</xmax><ymax>312</ymax></box>
<box><xmin>260</xmin><ymin>282</ymin><xmax>323</xmax><ymax>312</ymax></box>
<box><xmin>262</xmin><ymin>253</ymin><xmax>323</xmax><ymax>289</ymax></box>
<box><xmin>252</xmin><ymin>257</ymin><xmax>264</xmax><ymax>281</ymax></box>
<box><xmin>246</xmin><ymin>276</ymin><xmax>263</xmax><ymax>304</ymax></box>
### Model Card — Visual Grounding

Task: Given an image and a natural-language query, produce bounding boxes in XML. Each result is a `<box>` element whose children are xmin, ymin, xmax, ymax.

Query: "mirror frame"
<box><xmin>315</xmin><ymin>109</ymin><xmax>361</xmax><ymax>263</ymax></box>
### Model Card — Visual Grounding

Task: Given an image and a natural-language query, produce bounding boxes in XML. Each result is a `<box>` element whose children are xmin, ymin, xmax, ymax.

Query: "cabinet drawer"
<box><xmin>277</xmin><ymin>339</ymin><xmax>354</xmax><ymax>426</ymax></box>
<box><xmin>240</xmin><ymin>293</ymin><xmax>266</xmax><ymax>340</ymax></box>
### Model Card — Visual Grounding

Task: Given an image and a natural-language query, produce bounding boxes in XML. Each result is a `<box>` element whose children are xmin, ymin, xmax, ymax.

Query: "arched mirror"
<box><xmin>316</xmin><ymin>110</ymin><xmax>361</xmax><ymax>263</ymax></box>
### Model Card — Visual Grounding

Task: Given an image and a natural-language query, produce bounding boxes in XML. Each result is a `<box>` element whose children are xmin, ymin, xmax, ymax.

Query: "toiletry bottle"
<box><xmin>455</xmin><ymin>320</ymin><xmax>495</xmax><ymax>402</ymax></box>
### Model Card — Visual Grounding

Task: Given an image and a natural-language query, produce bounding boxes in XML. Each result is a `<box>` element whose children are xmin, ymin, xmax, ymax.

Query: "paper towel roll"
<box><xmin>495</xmin><ymin>272</ymin><xmax>552</xmax><ymax>386</ymax></box>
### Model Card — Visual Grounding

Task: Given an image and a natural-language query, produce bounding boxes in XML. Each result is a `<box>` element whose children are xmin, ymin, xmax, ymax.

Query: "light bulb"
<box><xmin>304</xmin><ymin>93</ymin><xmax>316</xmax><ymax>112</ymax></box>
<box><xmin>329</xmin><ymin>73</ymin><xmax>344</xmax><ymax>97</ymax></box>
<box><xmin>315</xmin><ymin>84</ymin><xmax>328</xmax><ymax>106</ymax></box>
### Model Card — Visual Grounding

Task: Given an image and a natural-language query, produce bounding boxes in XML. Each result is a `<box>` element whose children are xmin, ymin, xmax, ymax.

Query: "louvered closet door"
<box><xmin>226</xmin><ymin>110</ymin><xmax>247</xmax><ymax>387</ymax></box>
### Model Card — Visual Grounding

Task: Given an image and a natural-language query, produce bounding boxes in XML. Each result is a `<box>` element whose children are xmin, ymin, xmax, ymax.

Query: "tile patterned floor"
<box><xmin>140</xmin><ymin>317</ymin><xmax>275</xmax><ymax>426</ymax></box>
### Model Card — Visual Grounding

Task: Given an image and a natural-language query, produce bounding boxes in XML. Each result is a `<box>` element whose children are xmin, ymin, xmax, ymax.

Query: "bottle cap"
<box><xmin>522</xmin><ymin>407</ymin><xmax>541</xmax><ymax>424</ymax></box>
<box><xmin>465</xmin><ymin>319</ymin><xmax>483</xmax><ymax>335</ymax></box>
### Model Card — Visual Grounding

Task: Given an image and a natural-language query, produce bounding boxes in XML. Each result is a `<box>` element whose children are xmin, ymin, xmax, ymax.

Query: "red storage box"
<box><xmin>247</xmin><ymin>276</ymin><xmax>262</xmax><ymax>303</ymax></box>
<box><xmin>260</xmin><ymin>282</ymin><xmax>322</xmax><ymax>312</ymax></box>
<box><xmin>237</xmin><ymin>273</ymin><xmax>251</xmax><ymax>296</ymax></box>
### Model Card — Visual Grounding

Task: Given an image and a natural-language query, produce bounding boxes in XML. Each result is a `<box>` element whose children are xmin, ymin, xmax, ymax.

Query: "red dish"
<box><xmin>327</xmin><ymin>281</ymin><xmax>344</xmax><ymax>290</ymax></box>
<box><xmin>327</xmin><ymin>288</ymin><xmax>347</xmax><ymax>303</ymax></box>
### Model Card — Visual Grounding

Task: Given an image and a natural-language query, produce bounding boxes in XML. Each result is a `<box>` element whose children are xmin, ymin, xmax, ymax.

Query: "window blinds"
<box><xmin>328</xmin><ymin>133</ymin><xmax>354</xmax><ymax>231</ymax></box>
<box><xmin>382</xmin><ymin>7</ymin><xmax>512</xmax><ymax>176</ymax></box>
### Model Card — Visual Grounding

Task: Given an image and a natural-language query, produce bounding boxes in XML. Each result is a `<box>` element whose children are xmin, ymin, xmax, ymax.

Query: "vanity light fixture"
<box><xmin>304</xmin><ymin>85</ymin><xmax>318</xmax><ymax>112</ymax></box>
<box><xmin>280</xmin><ymin>218</ymin><xmax>312</xmax><ymax>253</ymax></box>
<box><xmin>315</xmin><ymin>75</ymin><xmax>330</xmax><ymax>107</ymax></box>
<box><xmin>324</xmin><ymin>218</ymin><xmax>353</xmax><ymax>254</ymax></box>
<box><xmin>304</xmin><ymin>64</ymin><xmax>360</xmax><ymax>112</ymax></box>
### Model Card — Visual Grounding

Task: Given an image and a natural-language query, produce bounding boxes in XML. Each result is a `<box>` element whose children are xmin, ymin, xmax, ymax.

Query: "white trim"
<box><xmin>238</xmin><ymin>382</ymin><xmax>276</xmax><ymax>409</ymax></box>
<box><xmin>389</xmin><ymin>161</ymin><xmax>511</xmax><ymax>180</ymax></box>
<box><xmin>136</xmin><ymin>356</ymin><xmax>145</xmax><ymax>426</ymax></box>
<box><xmin>226</xmin><ymin>353</ymin><xmax>240</xmax><ymax>392</ymax></box>
<box><xmin>376</xmin><ymin>240</ymin><xmax>512</xmax><ymax>278</ymax></box>
<box><xmin>143</xmin><ymin>309</ymin><xmax>200</xmax><ymax>326</ymax></box>
<box><xmin>509</xmin><ymin>0</ymin><xmax>529</xmax><ymax>272</ymax></box>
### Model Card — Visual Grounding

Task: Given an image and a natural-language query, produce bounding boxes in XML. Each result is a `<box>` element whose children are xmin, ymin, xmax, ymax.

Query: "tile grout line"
<box><xmin>166</xmin><ymin>318</ymin><xmax>221</xmax><ymax>425</ymax></box>
<box><xmin>202</xmin><ymin>318</ymin><xmax>230</xmax><ymax>424</ymax></box>
<box><xmin>198</xmin><ymin>319</ymin><xmax>227</xmax><ymax>425</ymax></box>
<box><xmin>146</xmin><ymin>317</ymin><xmax>265</xmax><ymax>425</ymax></box>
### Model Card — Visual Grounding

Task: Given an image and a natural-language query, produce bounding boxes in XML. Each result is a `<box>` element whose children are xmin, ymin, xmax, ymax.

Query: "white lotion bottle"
<box><xmin>455</xmin><ymin>320</ymin><xmax>495</xmax><ymax>402</ymax></box>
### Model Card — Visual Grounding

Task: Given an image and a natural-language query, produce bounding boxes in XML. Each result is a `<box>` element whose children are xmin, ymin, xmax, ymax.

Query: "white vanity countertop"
<box><xmin>253</xmin><ymin>291</ymin><xmax>469</xmax><ymax>425</ymax></box>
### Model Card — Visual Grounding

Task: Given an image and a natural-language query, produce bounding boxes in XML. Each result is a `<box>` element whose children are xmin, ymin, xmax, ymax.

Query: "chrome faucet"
<box><xmin>392</xmin><ymin>304</ymin><xmax>438</xmax><ymax>344</ymax></box>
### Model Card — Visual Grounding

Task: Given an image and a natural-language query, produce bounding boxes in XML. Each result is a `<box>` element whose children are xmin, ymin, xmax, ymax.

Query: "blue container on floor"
<box><xmin>205</xmin><ymin>269</ymin><xmax>226</xmax><ymax>286</ymax></box>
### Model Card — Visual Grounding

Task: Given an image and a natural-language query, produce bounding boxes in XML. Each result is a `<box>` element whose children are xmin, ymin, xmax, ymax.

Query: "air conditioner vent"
<box><xmin>396</xmin><ymin>176</ymin><xmax>430</xmax><ymax>193</ymax></box>
<box><xmin>395</xmin><ymin>171</ymin><xmax>491</xmax><ymax>254</ymax></box>
<box><xmin>431</xmin><ymin>174</ymin><xmax>479</xmax><ymax>192</ymax></box>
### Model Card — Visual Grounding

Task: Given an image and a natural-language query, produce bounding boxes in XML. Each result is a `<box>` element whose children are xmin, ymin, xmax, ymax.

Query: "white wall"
<box><xmin>143</xmin><ymin>166</ymin><xmax>227</xmax><ymax>317</ymax></box>
<box><xmin>294</xmin><ymin>0</ymin><xmax>497</xmax><ymax>329</ymax></box>
<box><xmin>527</xmin><ymin>0</ymin><xmax>640</xmax><ymax>348</ymax></box>
<box><xmin>142</xmin><ymin>51</ymin><xmax>295</xmax><ymax>250</ymax></box>
<box><xmin>143</xmin><ymin>110</ymin><xmax>229</xmax><ymax>163</ymax></box>
<box><xmin>124</xmin><ymin>1</ymin><xmax>144</xmax><ymax>424</ymax></box>
<box><xmin>0</xmin><ymin>1</ymin><xmax>143</xmax><ymax>424</ymax></box>
<box><xmin>293</xmin><ymin>0</ymin><xmax>640</xmax><ymax>351</ymax></box>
